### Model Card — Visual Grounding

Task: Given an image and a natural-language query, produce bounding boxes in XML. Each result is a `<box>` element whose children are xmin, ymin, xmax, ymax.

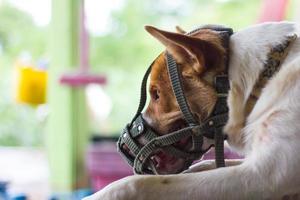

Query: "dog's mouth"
<box><xmin>168</xmin><ymin>119</ymin><xmax>187</xmax><ymax>132</ymax></box>
<box><xmin>149</xmin><ymin>150</ymin><xmax>186</xmax><ymax>174</ymax></box>
<box><xmin>167</xmin><ymin>119</ymin><xmax>192</xmax><ymax>150</ymax></box>
<box><xmin>146</xmin><ymin>119</ymin><xmax>193</xmax><ymax>174</ymax></box>
<box><xmin>122</xmin><ymin>117</ymin><xmax>198</xmax><ymax>174</ymax></box>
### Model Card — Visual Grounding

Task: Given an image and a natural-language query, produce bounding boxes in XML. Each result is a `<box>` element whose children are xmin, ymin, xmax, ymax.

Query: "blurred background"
<box><xmin>0</xmin><ymin>0</ymin><xmax>299</xmax><ymax>199</ymax></box>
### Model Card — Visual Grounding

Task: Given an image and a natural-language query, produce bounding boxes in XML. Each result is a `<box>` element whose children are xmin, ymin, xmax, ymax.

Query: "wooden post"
<box><xmin>47</xmin><ymin>0</ymin><xmax>88</xmax><ymax>192</ymax></box>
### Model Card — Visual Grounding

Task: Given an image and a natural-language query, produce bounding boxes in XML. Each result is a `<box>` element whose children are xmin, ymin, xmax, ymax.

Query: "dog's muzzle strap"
<box><xmin>117</xmin><ymin>62</ymin><xmax>205</xmax><ymax>174</ymax></box>
<box><xmin>166</xmin><ymin>52</ymin><xmax>204</xmax><ymax>153</ymax></box>
<box><xmin>118</xmin><ymin>113</ymin><xmax>228</xmax><ymax>174</ymax></box>
<box><xmin>166</xmin><ymin>53</ymin><xmax>198</xmax><ymax>126</ymax></box>
<box><xmin>166</xmin><ymin>52</ymin><xmax>230</xmax><ymax>168</ymax></box>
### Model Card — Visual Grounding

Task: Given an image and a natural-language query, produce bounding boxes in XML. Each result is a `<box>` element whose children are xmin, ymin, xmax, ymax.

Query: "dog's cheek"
<box><xmin>145</xmin><ymin>102</ymin><xmax>160</xmax><ymax>124</ymax></box>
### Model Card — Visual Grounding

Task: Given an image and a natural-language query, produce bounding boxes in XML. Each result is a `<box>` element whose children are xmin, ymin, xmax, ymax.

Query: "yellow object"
<box><xmin>16</xmin><ymin>65</ymin><xmax>48</xmax><ymax>105</ymax></box>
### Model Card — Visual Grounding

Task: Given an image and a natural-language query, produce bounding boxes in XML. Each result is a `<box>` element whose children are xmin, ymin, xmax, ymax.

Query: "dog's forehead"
<box><xmin>150</xmin><ymin>52</ymin><xmax>169</xmax><ymax>84</ymax></box>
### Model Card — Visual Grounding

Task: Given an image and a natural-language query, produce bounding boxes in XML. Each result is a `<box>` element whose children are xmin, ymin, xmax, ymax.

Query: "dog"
<box><xmin>85</xmin><ymin>21</ymin><xmax>300</xmax><ymax>199</ymax></box>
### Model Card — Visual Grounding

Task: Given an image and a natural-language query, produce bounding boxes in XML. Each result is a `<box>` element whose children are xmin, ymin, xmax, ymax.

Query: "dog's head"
<box><xmin>140</xmin><ymin>26</ymin><xmax>227</xmax><ymax>174</ymax></box>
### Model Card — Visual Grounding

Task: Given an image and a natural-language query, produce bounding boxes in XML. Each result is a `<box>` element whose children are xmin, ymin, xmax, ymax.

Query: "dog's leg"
<box><xmin>84</xmin><ymin>164</ymin><xmax>267</xmax><ymax>200</ymax></box>
<box><xmin>85</xmin><ymin>150</ymin><xmax>300</xmax><ymax>200</ymax></box>
<box><xmin>183</xmin><ymin>159</ymin><xmax>243</xmax><ymax>173</ymax></box>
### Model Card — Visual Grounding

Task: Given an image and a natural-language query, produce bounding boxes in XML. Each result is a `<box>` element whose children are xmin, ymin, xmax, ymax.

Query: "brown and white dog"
<box><xmin>85</xmin><ymin>21</ymin><xmax>300</xmax><ymax>199</ymax></box>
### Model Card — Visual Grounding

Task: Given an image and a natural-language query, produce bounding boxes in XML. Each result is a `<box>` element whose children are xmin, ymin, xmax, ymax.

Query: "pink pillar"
<box><xmin>258</xmin><ymin>0</ymin><xmax>289</xmax><ymax>23</ymax></box>
<box><xmin>59</xmin><ymin>0</ymin><xmax>107</xmax><ymax>87</ymax></box>
<box><xmin>80</xmin><ymin>0</ymin><xmax>89</xmax><ymax>72</ymax></box>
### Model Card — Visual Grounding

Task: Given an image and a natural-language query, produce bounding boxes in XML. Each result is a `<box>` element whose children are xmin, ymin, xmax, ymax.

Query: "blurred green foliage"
<box><xmin>1</xmin><ymin>0</ymin><xmax>295</xmax><ymax>144</ymax></box>
<box><xmin>0</xmin><ymin>3</ymin><xmax>48</xmax><ymax>59</ymax></box>
<box><xmin>0</xmin><ymin>2</ymin><xmax>47</xmax><ymax>146</ymax></box>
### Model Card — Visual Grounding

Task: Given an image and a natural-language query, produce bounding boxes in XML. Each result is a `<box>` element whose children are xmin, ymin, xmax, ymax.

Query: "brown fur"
<box><xmin>143</xmin><ymin>26</ymin><xmax>226</xmax><ymax>137</ymax></box>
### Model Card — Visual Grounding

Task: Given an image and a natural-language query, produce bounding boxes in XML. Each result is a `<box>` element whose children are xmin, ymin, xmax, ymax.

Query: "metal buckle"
<box><xmin>215</xmin><ymin>75</ymin><xmax>229</xmax><ymax>97</ymax></box>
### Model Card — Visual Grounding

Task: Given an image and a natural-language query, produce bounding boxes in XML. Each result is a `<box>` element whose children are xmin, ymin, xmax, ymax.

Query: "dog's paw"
<box><xmin>183</xmin><ymin>160</ymin><xmax>216</xmax><ymax>173</ymax></box>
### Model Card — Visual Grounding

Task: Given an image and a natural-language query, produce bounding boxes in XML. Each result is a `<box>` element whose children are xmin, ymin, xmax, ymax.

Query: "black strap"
<box><xmin>166</xmin><ymin>53</ymin><xmax>198</xmax><ymax>126</ymax></box>
<box><xmin>130</xmin><ymin>64</ymin><xmax>153</xmax><ymax>126</ymax></box>
<box><xmin>187</xmin><ymin>24</ymin><xmax>233</xmax><ymax>36</ymax></box>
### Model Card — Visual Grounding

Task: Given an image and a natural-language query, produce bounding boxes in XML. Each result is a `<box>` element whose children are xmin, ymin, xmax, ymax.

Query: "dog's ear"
<box><xmin>175</xmin><ymin>26</ymin><xmax>186</xmax><ymax>34</ymax></box>
<box><xmin>145</xmin><ymin>25</ymin><xmax>224</xmax><ymax>75</ymax></box>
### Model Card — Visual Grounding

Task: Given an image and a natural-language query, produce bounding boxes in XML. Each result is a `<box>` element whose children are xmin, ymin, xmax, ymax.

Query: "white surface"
<box><xmin>0</xmin><ymin>147</ymin><xmax>50</xmax><ymax>200</ymax></box>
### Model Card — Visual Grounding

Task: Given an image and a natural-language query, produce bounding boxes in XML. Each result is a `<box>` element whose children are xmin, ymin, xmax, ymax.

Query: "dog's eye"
<box><xmin>150</xmin><ymin>88</ymin><xmax>160</xmax><ymax>101</ymax></box>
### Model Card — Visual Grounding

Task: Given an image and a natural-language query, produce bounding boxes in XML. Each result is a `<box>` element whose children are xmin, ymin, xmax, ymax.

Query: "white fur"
<box><xmin>85</xmin><ymin>22</ymin><xmax>300</xmax><ymax>200</ymax></box>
